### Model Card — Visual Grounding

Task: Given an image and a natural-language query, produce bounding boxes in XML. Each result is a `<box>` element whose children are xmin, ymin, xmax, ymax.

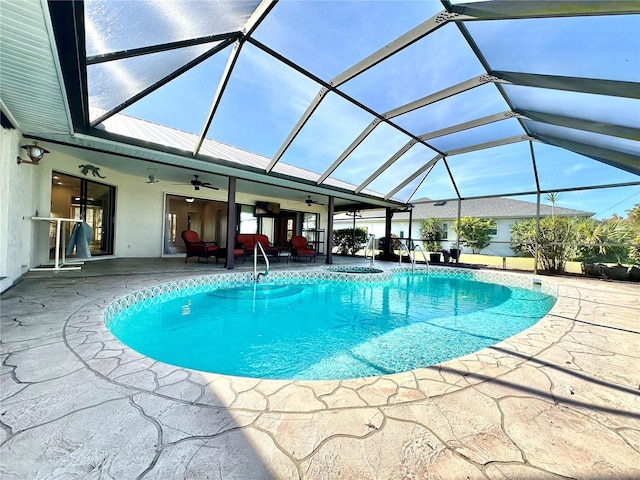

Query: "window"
<box><xmin>488</xmin><ymin>220</ymin><xmax>498</xmax><ymax>236</ymax></box>
<box><xmin>239</xmin><ymin>205</ymin><xmax>258</xmax><ymax>234</ymax></box>
<box><xmin>167</xmin><ymin>213</ymin><xmax>177</xmax><ymax>243</ymax></box>
<box><xmin>302</xmin><ymin>213</ymin><xmax>318</xmax><ymax>231</ymax></box>
<box><xmin>442</xmin><ymin>223</ymin><xmax>448</xmax><ymax>240</ymax></box>
<box><xmin>286</xmin><ymin>218</ymin><xmax>294</xmax><ymax>241</ymax></box>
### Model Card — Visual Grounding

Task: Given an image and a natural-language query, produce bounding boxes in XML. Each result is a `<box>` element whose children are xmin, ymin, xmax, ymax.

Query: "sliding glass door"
<box><xmin>51</xmin><ymin>172</ymin><xmax>115</xmax><ymax>256</ymax></box>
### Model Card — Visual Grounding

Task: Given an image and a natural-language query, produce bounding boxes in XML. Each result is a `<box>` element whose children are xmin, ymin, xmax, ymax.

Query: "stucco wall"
<box><xmin>1</xmin><ymin>132</ymin><xmax>329</xmax><ymax>291</ymax></box>
<box><xmin>1</xmin><ymin>128</ymin><xmax>40</xmax><ymax>292</ymax></box>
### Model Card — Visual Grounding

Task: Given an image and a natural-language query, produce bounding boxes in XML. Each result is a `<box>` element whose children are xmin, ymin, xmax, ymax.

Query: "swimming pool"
<box><xmin>105</xmin><ymin>268</ymin><xmax>557</xmax><ymax>380</ymax></box>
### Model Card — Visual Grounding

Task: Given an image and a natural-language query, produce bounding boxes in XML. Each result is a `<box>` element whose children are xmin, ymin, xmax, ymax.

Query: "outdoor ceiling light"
<box><xmin>17</xmin><ymin>141</ymin><xmax>49</xmax><ymax>165</ymax></box>
<box><xmin>185</xmin><ymin>197</ymin><xmax>195</xmax><ymax>203</ymax></box>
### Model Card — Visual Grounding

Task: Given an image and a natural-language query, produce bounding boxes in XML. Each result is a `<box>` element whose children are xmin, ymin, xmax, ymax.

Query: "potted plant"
<box><xmin>419</xmin><ymin>218</ymin><xmax>444</xmax><ymax>263</ymax></box>
<box><xmin>449</xmin><ymin>244</ymin><xmax>460</xmax><ymax>263</ymax></box>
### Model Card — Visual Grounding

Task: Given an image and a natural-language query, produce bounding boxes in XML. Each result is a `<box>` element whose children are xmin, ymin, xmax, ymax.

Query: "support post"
<box><xmin>325</xmin><ymin>196</ymin><xmax>334</xmax><ymax>264</ymax></box>
<box><xmin>408</xmin><ymin>206</ymin><xmax>413</xmax><ymax>248</ymax></box>
<box><xmin>225</xmin><ymin>177</ymin><xmax>237</xmax><ymax>269</ymax></box>
<box><xmin>383</xmin><ymin>207</ymin><xmax>393</xmax><ymax>260</ymax></box>
<box><xmin>535</xmin><ymin>192</ymin><xmax>540</xmax><ymax>274</ymax></box>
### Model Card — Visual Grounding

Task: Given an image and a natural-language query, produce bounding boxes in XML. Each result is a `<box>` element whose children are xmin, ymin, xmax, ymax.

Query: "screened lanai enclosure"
<box><xmin>1</xmin><ymin>0</ymin><xmax>639</xmax><ymax>276</ymax></box>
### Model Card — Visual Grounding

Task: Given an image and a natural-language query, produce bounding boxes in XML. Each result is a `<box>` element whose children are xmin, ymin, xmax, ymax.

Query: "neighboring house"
<box><xmin>334</xmin><ymin>197</ymin><xmax>594</xmax><ymax>257</ymax></box>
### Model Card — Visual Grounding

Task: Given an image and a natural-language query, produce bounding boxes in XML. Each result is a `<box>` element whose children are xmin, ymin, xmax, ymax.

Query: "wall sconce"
<box><xmin>185</xmin><ymin>197</ymin><xmax>195</xmax><ymax>203</ymax></box>
<box><xmin>17</xmin><ymin>141</ymin><xmax>49</xmax><ymax>165</ymax></box>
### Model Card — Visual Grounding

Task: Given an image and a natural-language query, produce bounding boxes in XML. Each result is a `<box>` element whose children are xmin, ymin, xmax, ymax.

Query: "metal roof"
<box><xmin>1</xmin><ymin>0</ymin><xmax>638</xmax><ymax>209</ymax></box>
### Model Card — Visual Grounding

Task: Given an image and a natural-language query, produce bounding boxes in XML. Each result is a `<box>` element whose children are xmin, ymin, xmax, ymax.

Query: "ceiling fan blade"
<box><xmin>202</xmin><ymin>185</ymin><xmax>219</xmax><ymax>190</ymax></box>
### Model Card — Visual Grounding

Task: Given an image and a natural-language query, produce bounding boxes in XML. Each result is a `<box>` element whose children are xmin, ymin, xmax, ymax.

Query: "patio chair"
<box><xmin>290</xmin><ymin>235</ymin><xmax>316</xmax><ymax>262</ymax></box>
<box><xmin>181</xmin><ymin>230</ymin><xmax>218</xmax><ymax>263</ymax></box>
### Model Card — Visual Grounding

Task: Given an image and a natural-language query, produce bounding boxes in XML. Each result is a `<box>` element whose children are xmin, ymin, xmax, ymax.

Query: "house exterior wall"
<box><xmin>1</xmin><ymin>128</ymin><xmax>39</xmax><ymax>291</ymax></box>
<box><xmin>333</xmin><ymin>216</ymin><xmax>521</xmax><ymax>257</ymax></box>
<box><xmin>0</xmin><ymin>130</ymin><xmax>328</xmax><ymax>291</ymax></box>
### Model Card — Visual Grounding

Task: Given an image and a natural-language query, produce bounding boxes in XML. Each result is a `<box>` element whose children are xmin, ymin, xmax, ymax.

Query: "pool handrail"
<box><xmin>253</xmin><ymin>242</ymin><xmax>270</xmax><ymax>282</ymax></box>
<box><xmin>365</xmin><ymin>234</ymin><xmax>376</xmax><ymax>266</ymax></box>
<box><xmin>413</xmin><ymin>244</ymin><xmax>429</xmax><ymax>273</ymax></box>
<box><xmin>398</xmin><ymin>242</ymin><xmax>412</xmax><ymax>269</ymax></box>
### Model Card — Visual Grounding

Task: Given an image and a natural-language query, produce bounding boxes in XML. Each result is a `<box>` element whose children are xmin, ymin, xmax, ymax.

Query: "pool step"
<box><xmin>208</xmin><ymin>284</ymin><xmax>304</xmax><ymax>299</ymax></box>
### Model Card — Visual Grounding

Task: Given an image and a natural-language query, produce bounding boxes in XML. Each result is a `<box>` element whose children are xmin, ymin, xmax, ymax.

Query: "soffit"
<box><xmin>0</xmin><ymin>0</ymin><xmax>72</xmax><ymax>135</ymax></box>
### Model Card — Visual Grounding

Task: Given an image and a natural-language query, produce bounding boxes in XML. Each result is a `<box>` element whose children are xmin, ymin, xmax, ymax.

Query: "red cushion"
<box><xmin>236</xmin><ymin>234</ymin><xmax>255</xmax><ymax>250</ymax></box>
<box><xmin>236</xmin><ymin>234</ymin><xmax>276</xmax><ymax>254</ymax></box>
<box><xmin>254</xmin><ymin>234</ymin><xmax>270</xmax><ymax>247</ymax></box>
<box><xmin>290</xmin><ymin>236</ymin><xmax>309</xmax><ymax>249</ymax></box>
<box><xmin>182</xmin><ymin>230</ymin><xmax>201</xmax><ymax>243</ymax></box>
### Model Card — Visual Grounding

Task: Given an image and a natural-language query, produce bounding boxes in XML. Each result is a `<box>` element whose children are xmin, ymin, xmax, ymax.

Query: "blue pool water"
<box><xmin>107</xmin><ymin>273</ymin><xmax>556</xmax><ymax>380</ymax></box>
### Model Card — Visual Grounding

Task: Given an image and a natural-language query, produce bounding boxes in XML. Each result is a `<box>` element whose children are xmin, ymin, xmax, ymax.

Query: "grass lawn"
<box><xmin>456</xmin><ymin>253</ymin><xmax>584</xmax><ymax>274</ymax></box>
<box><xmin>342</xmin><ymin>248</ymin><xmax>637</xmax><ymax>280</ymax></box>
<box><xmin>375</xmin><ymin>250</ymin><xmax>585</xmax><ymax>274</ymax></box>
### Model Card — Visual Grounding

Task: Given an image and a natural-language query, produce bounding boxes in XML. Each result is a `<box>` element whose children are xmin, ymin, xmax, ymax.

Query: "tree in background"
<box><xmin>574</xmin><ymin>217</ymin><xmax>635</xmax><ymax>264</ymax></box>
<box><xmin>510</xmin><ymin>216</ymin><xmax>578</xmax><ymax>273</ymax></box>
<box><xmin>625</xmin><ymin>203</ymin><xmax>640</xmax><ymax>265</ymax></box>
<box><xmin>546</xmin><ymin>192</ymin><xmax>561</xmax><ymax>217</ymax></box>
<box><xmin>453</xmin><ymin>217</ymin><xmax>494</xmax><ymax>254</ymax></box>
<box><xmin>418</xmin><ymin>218</ymin><xmax>444</xmax><ymax>252</ymax></box>
<box><xmin>333</xmin><ymin>227</ymin><xmax>368</xmax><ymax>256</ymax></box>
<box><xmin>510</xmin><ymin>200</ymin><xmax>640</xmax><ymax>272</ymax></box>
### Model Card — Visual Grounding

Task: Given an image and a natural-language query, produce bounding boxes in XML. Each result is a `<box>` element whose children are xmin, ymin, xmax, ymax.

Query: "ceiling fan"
<box><xmin>178</xmin><ymin>175</ymin><xmax>218</xmax><ymax>191</ymax></box>
<box><xmin>305</xmin><ymin>195</ymin><xmax>324</xmax><ymax>206</ymax></box>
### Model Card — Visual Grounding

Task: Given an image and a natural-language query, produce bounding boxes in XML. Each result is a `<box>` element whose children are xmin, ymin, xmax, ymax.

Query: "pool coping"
<box><xmin>67</xmin><ymin>266</ymin><xmax>562</xmax><ymax>413</ymax></box>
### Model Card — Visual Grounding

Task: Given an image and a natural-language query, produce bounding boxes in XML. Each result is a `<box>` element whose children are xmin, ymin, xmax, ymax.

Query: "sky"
<box><xmin>85</xmin><ymin>1</ymin><xmax>639</xmax><ymax>220</ymax></box>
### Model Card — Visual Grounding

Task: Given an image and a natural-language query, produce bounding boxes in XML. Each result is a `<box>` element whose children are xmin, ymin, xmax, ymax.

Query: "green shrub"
<box><xmin>574</xmin><ymin>217</ymin><xmax>634</xmax><ymax>264</ymax></box>
<box><xmin>453</xmin><ymin>217</ymin><xmax>494</xmax><ymax>254</ymax></box>
<box><xmin>511</xmin><ymin>217</ymin><xmax>578</xmax><ymax>273</ymax></box>
<box><xmin>418</xmin><ymin>218</ymin><xmax>443</xmax><ymax>252</ymax></box>
<box><xmin>333</xmin><ymin>227</ymin><xmax>368</xmax><ymax>256</ymax></box>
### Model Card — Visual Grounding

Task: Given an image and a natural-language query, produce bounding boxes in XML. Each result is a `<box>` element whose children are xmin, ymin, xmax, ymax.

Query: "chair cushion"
<box><xmin>290</xmin><ymin>236</ymin><xmax>308</xmax><ymax>249</ymax></box>
<box><xmin>236</xmin><ymin>234</ymin><xmax>277</xmax><ymax>255</ymax></box>
<box><xmin>254</xmin><ymin>234</ymin><xmax>270</xmax><ymax>247</ymax></box>
<box><xmin>182</xmin><ymin>230</ymin><xmax>201</xmax><ymax>244</ymax></box>
<box><xmin>181</xmin><ymin>230</ymin><xmax>217</xmax><ymax>259</ymax></box>
<box><xmin>236</xmin><ymin>234</ymin><xmax>256</xmax><ymax>250</ymax></box>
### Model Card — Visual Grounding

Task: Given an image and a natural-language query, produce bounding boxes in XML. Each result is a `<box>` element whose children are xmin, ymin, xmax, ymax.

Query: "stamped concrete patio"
<box><xmin>1</xmin><ymin>257</ymin><xmax>639</xmax><ymax>479</ymax></box>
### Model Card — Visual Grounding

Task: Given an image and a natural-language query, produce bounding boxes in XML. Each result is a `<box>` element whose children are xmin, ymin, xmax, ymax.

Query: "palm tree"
<box><xmin>546</xmin><ymin>192</ymin><xmax>562</xmax><ymax>217</ymax></box>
